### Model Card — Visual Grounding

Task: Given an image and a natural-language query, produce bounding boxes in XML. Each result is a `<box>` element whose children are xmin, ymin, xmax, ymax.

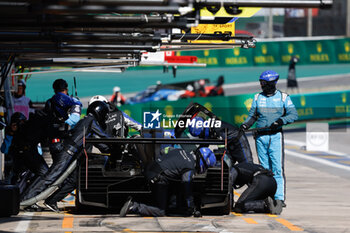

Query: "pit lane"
<box><xmin>1</xmin><ymin>128</ymin><xmax>350</xmax><ymax>233</ymax></box>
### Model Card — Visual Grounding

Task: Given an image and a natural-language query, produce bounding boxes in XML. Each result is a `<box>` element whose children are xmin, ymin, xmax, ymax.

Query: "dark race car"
<box><xmin>78</xmin><ymin>103</ymin><xmax>233</xmax><ymax>215</ymax></box>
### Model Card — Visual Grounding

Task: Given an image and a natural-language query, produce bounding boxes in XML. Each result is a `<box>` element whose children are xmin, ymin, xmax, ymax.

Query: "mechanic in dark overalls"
<box><xmin>44</xmin><ymin>79</ymin><xmax>82</xmax><ymax>161</ymax></box>
<box><xmin>1</xmin><ymin>112</ymin><xmax>49</xmax><ymax>185</ymax></box>
<box><xmin>232</xmin><ymin>162</ymin><xmax>282</xmax><ymax>215</ymax></box>
<box><xmin>88</xmin><ymin>95</ymin><xmax>142</xmax><ymax>167</ymax></box>
<box><xmin>120</xmin><ymin>147</ymin><xmax>216</xmax><ymax>217</ymax></box>
<box><xmin>88</xmin><ymin>95</ymin><xmax>142</xmax><ymax>136</ymax></box>
<box><xmin>189</xmin><ymin>116</ymin><xmax>253</xmax><ymax>164</ymax></box>
<box><xmin>21</xmin><ymin>101</ymin><xmax>111</xmax><ymax>212</ymax></box>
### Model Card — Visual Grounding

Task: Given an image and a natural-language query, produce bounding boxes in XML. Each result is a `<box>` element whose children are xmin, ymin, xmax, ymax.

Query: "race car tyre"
<box><xmin>220</xmin><ymin>191</ymin><xmax>233</xmax><ymax>215</ymax></box>
<box><xmin>0</xmin><ymin>184</ymin><xmax>20</xmax><ymax>217</ymax></box>
<box><xmin>75</xmin><ymin>190</ymin><xmax>91</xmax><ymax>213</ymax></box>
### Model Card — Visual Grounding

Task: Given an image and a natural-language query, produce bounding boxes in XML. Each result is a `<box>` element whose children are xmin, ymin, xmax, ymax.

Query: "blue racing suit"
<box><xmin>243</xmin><ymin>90</ymin><xmax>298</xmax><ymax>201</ymax></box>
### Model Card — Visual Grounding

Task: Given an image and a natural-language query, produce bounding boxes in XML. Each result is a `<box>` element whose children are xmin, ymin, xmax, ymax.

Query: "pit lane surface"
<box><xmin>1</xmin><ymin>128</ymin><xmax>350</xmax><ymax>233</ymax></box>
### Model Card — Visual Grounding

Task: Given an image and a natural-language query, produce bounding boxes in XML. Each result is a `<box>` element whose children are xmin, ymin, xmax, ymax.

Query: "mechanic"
<box><xmin>110</xmin><ymin>86</ymin><xmax>126</xmax><ymax>107</ymax></box>
<box><xmin>189</xmin><ymin>116</ymin><xmax>253</xmax><ymax>164</ymax></box>
<box><xmin>12</xmin><ymin>79</ymin><xmax>35</xmax><ymax>119</ymax></box>
<box><xmin>21</xmin><ymin>100</ymin><xmax>111</xmax><ymax>212</ymax></box>
<box><xmin>44</xmin><ymin>79</ymin><xmax>82</xmax><ymax>162</ymax></box>
<box><xmin>241</xmin><ymin>70</ymin><xmax>298</xmax><ymax>207</ymax></box>
<box><xmin>89</xmin><ymin>95</ymin><xmax>142</xmax><ymax>136</ymax></box>
<box><xmin>88</xmin><ymin>95</ymin><xmax>142</xmax><ymax>167</ymax></box>
<box><xmin>119</xmin><ymin>147</ymin><xmax>216</xmax><ymax>217</ymax></box>
<box><xmin>232</xmin><ymin>162</ymin><xmax>282</xmax><ymax>215</ymax></box>
<box><xmin>1</xmin><ymin>112</ymin><xmax>49</xmax><ymax>184</ymax></box>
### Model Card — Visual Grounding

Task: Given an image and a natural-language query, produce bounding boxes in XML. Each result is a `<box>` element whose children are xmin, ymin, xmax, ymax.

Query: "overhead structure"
<box><xmin>0</xmin><ymin>0</ymin><xmax>333</xmax><ymax>73</ymax></box>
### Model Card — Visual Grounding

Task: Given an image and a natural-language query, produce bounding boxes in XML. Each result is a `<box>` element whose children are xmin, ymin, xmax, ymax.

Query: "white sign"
<box><xmin>306</xmin><ymin>123</ymin><xmax>329</xmax><ymax>152</ymax></box>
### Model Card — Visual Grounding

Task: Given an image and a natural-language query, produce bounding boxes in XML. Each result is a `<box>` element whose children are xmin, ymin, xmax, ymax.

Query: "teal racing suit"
<box><xmin>243</xmin><ymin>90</ymin><xmax>298</xmax><ymax>201</ymax></box>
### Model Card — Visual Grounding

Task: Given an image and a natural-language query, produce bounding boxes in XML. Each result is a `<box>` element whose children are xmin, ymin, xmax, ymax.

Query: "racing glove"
<box><xmin>65</xmin><ymin>113</ymin><xmax>80</xmax><ymax>128</ymax></box>
<box><xmin>270</xmin><ymin>119</ymin><xmax>284</xmax><ymax>130</ymax></box>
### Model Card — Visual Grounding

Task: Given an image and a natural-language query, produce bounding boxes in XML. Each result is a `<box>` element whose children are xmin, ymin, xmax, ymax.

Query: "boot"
<box><xmin>265</xmin><ymin>197</ymin><xmax>282</xmax><ymax>215</ymax></box>
<box><xmin>120</xmin><ymin>197</ymin><xmax>134</xmax><ymax>217</ymax></box>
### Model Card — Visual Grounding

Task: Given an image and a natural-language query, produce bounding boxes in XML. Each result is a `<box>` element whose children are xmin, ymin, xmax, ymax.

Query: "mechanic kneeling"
<box><xmin>120</xmin><ymin>147</ymin><xmax>216</xmax><ymax>217</ymax></box>
<box><xmin>232</xmin><ymin>162</ymin><xmax>282</xmax><ymax>215</ymax></box>
<box><xmin>21</xmin><ymin>101</ymin><xmax>111</xmax><ymax>211</ymax></box>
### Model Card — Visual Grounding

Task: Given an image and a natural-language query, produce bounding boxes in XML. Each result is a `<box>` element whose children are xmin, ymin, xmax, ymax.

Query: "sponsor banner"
<box><xmin>253</xmin><ymin>42</ymin><xmax>281</xmax><ymax>66</ymax></box>
<box><xmin>335</xmin><ymin>38</ymin><xmax>350</xmax><ymax>63</ymax></box>
<box><xmin>219</xmin><ymin>47</ymin><xmax>254</xmax><ymax>66</ymax></box>
<box><xmin>303</xmin><ymin>40</ymin><xmax>336</xmax><ymax>64</ymax></box>
<box><xmin>177</xmin><ymin>39</ymin><xmax>350</xmax><ymax>68</ymax></box>
<box><xmin>280</xmin><ymin>41</ymin><xmax>306</xmax><ymax>65</ymax></box>
<box><xmin>120</xmin><ymin>90</ymin><xmax>350</xmax><ymax>129</ymax></box>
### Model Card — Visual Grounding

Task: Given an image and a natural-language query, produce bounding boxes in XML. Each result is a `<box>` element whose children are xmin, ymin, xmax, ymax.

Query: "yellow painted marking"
<box><xmin>318</xmin><ymin>155</ymin><xmax>340</xmax><ymax>159</ymax></box>
<box><xmin>340</xmin><ymin>161</ymin><xmax>350</xmax><ymax>165</ymax></box>
<box><xmin>143</xmin><ymin>217</ymin><xmax>154</xmax><ymax>219</ymax></box>
<box><xmin>275</xmin><ymin>218</ymin><xmax>304</xmax><ymax>231</ymax></box>
<box><xmin>304</xmin><ymin>151</ymin><xmax>322</xmax><ymax>154</ymax></box>
<box><xmin>65</xmin><ymin>232</ymin><xmax>72</xmax><ymax>233</ymax></box>
<box><xmin>267</xmin><ymin>214</ymin><xmax>278</xmax><ymax>218</ymax></box>
<box><xmin>231</xmin><ymin>212</ymin><xmax>243</xmax><ymax>216</ymax></box>
<box><xmin>123</xmin><ymin>229</ymin><xmax>132</xmax><ymax>232</ymax></box>
<box><xmin>234</xmin><ymin>191</ymin><xmax>241</xmax><ymax>197</ymax></box>
<box><xmin>62</xmin><ymin>214</ymin><xmax>74</xmax><ymax>228</ymax></box>
<box><xmin>285</xmin><ymin>145</ymin><xmax>300</xmax><ymax>150</ymax></box>
<box><xmin>243</xmin><ymin>218</ymin><xmax>258</xmax><ymax>224</ymax></box>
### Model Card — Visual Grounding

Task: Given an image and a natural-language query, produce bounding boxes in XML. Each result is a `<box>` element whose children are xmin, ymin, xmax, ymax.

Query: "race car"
<box><xmin>125</xmin><ymin>77</ymin><xmax>224</xmax><ymax>104</ymax></box>
<box><xmin>78</xmin><ymin>103</ymin><xmax>233</xmax><ymax>215</ymax></box>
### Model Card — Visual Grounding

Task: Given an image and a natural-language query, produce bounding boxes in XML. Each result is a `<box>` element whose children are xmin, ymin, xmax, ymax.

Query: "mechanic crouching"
<box><xmin>189</xmin><ymin>116</ymin><xmax>253</xmax><ymax>164</ymax></box>
<box><xmin>119</xmin><ymin>147</ymin><xmax>216</xmax><ymax>217</ymax></box>
<box><xmin>20</xmin><ymin>101</ymin><xmax>111</xmax><ymax>211</ymax></box>
<box><xmin>232</xmin><ymin>162</ymin><xmax>282</xmax><ymax>215</ymax></box>
<box><xmin>88</xmin><ymin>95</ymin><xmax>142</xmax><ymax>167</ymax></box>
<box><xmin>1</xmin><ymin>112</ymin><xmax>49</xmax><ymax>185</ymax></box>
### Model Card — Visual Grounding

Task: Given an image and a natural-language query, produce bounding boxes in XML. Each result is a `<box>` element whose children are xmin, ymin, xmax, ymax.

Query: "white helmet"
<box><xmin>113</xmin><ymin>86</ymin><xmax>121</xmax><ymax>93</ymax></box>
<box><xmin>88</xmin><ymin>95</ymin><xmax>108</xmax><ymax>106</ymax></box>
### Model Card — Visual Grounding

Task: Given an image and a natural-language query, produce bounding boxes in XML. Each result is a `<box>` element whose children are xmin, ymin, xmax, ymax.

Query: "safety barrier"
<box><xmin>119</xmin><ymin>90</ymin><xmax>350</xmax><ymax>127</ymax></box>
<box><xmin>176</xmin><ymin>38</ymin><xmax>350</xmax><ymax>67</ymax></box>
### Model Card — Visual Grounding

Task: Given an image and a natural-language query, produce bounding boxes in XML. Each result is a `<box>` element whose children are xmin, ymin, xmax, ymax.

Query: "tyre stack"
<box><xmin>0</xmin><ymin>182</ymin><xmax>20</xmax><ymax>217</ymax></box>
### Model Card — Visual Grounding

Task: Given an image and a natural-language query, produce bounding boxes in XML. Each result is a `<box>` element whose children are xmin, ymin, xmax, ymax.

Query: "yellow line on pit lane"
<box><xmin>62</xmin><ymin>213</ymin><xmax>74</xmax><ymax>229</ymax></box>
<box><xmin>123</xmin><ymin>229</ymin><xmax>138</xmax><ymax>233</ymax></box>
<box><xmin>232</xmin><ymin>212</ymin><xmax>258</xmax><ymax>224</ymax></box>
<box><xmin>243</xmin><ymin>218</ymin><xmax>258</xmax><ymax>224</ymax></box>
<box><xmin>275</xmin><ymin>218</ymin><xmax>304</xmax><ymax>231</ymax></box>
<box><xmin>267</xmin><ymin>214</ymin><xmax>304</xmax><ymax>231</ymax></box>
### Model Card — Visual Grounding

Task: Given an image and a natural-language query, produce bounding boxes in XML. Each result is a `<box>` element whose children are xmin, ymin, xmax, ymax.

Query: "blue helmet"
<box><xmin>259</xmin><ymin>70</ymin><xmax>279</xmax><ymax>83</ymax></box>
<box><xmin>188</xmin><ymin>116</ymin><xmax>210</xmax><ymax>138</ymax></box>
<box><xmin>198</xmin><ymin>147</ymin><xmax>216</xmax><ymax>174</ymax></box>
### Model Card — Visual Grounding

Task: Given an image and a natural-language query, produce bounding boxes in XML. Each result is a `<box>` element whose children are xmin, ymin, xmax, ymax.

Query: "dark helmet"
<box><xmin>188</xmin><ymin>116</ymin><xmax>210</xmax><ymax>138</ymax></box>
<box><xmin>259</xmin><ymin>70</ymin><xmax>279</xmax><ymax>95</ymax></box>
<box><xmin>10</xmin><ymin>112</ymin><xmax>27</xmax><ymax>125</ymax></box>
<box><xmin>18</xmin><ymin>79</ymin><xmax>26</xmax><ymax>88</ymax></box>
<box><xmin>53</xmin><ymin>79</ymin><xmax>68</xmax><ymax>93</ymax></box>
<box><xmin>198</xmin><ymin>147</ymin><xmax>216</xmax><ymax>174</ymax></box>
<box><xmin>87</xmin><ymin>101</ymin><xmax>109</xmax><ymax>126</ymax></box>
